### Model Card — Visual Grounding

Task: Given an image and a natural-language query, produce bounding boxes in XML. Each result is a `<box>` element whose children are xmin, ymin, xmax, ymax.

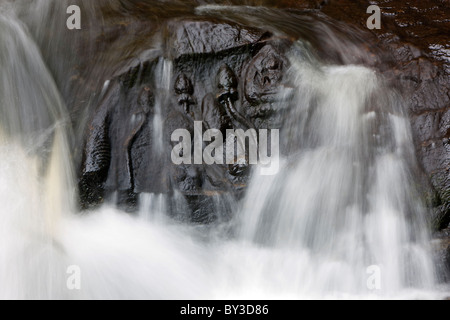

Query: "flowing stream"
<box><xmin>0</xmin><ymin>0</ymin><xmax>449</xmax><ymax>299</ymax></box>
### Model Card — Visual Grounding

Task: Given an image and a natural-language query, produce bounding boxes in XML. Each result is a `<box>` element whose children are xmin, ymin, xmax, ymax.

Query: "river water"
<box><xmin>0</xmin><ymin>0</ymin><xmax>448</xmax><ymax>299</ymax></box>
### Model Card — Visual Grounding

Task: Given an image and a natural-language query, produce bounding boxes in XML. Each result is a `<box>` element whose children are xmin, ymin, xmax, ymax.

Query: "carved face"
<box><xmin>175</xmin><ymin>74</ymin><xmax>194</xmax><ymax>95</ymax></box>
<box><xmin>174</xmin><ymin>74</ymin><xmax>195</xmax><ymax>115</ymax></box>
<box><xmin>244</xmin><ymin>45</ymin><xmax>286</xmax><ymax>106</ymax></box>
<box><xmin>218</xmin><ymin>65</ymin><xmax>237</xmax><ymax>89</ymax></box>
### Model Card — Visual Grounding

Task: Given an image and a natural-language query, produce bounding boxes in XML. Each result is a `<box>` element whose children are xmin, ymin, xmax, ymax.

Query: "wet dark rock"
<box><xmin>175</xmin><ymin>74</ymin><xmax>196</xmax><ymax>115</ymax></box>
<box><xmin>217</xmin><ymin>65</ymin><xmax>239</xmax><ymax>105</ymax></box>
<box><xmin>431</xmin><ymin>202</ymin><xmax>450</xmax><ymax>232</ymax></box>
<box><xmin>201</xmin><ymin>93</ymin><xmax>232</xmax><ymax>133</ymax></box>
<box><xmin>243</xmin><ymin>44</ymin><xmax>288</xmax><ymax>125</ymax></box>
<box><xmin>80</xmin><ymin>59</ymin><xmax>164</xmax><ymax>209</ymax></box>
<box><xmin>166</xmin><ymin>19</ymin><xmax>266</xmax><ymax>59</ymax></box>
<box><xmin>74</xmin><ymin>1</ymin><xmax>449</xmax><ymax>228</ymax></box>
<box><xmin>79</xmin><ymin>17</ymin><xmax>291</xmax><ymax>219</ymax></box>
<box><xmin>244</xmin><ymin>45</ymin><xmax>286</xmax><ymax>106</ymax></box>
<box><xmin>311</xmin><ymin>0</ymin><xmax>450</xmax><ymax>232</ymax></box>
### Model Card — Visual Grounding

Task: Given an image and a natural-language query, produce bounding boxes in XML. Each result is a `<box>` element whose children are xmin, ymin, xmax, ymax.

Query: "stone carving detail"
<box><xmin>216</xmin><ymin>64</ymin><xmax>254</xmax><ymax>130</ymax></box>
<box><xmin>200</xmin><ymin>65</ymin><xmax>238</xmax><ymax>133</ymax></box>
<box><xmin>71</xmin><ymin>10</ymin><xmax>448</xmax><ymax>228</ymax></box>
<box><xmin>244</xmin><ymin>45</ymin><xmax>287</xmax><ymax>120</ymax></box>
<box><xmin>217</xmin><ymin>64</ymin><xmax>239</xmax><ymax>105</ymax></box>
<box><xmin>80</xmin><ymin>63</ymin><xmax>158</xmax><ymax>210</ymax></box>
<box><xmin>175</xmin><ymin>74</ymin><xmax>195</xmax><ymax>116</ymax></box>
<box><xmin>79</xmin><ymin>25</ymin><xmax>291</xmax><ymax>220</ymax></box>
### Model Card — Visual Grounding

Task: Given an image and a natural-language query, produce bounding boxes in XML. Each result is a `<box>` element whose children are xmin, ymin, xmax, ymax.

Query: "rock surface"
<box><xmin>32</xmin><ymin>1</ymin><xmax>447</xmax><ymax>228</ymax></box>
<box><xmin>78</xmin><ymin>17</ymin><xmax>292</xmax><ymax>221</ymax></box>
<box><xmin>433</xmin><ymin>227</ymin><xmax>450</xmax><ymax>282</ymax></box>
<box><xmin>271</xmin><ymin>0</ymin><xmax>450</xmax><ymax>230</ymax></box>
<box><xmin>327</xmin><ymin>0</ymin><xmax>450</xmax><ymax>231</ymax></box>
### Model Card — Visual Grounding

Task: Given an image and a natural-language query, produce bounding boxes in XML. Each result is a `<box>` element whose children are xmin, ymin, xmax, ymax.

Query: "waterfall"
<box><xmin>235</xmin><ymin>53</ymin><xmax>436</xmax><ymax>297</ymax></box>
<box><xmin>154</xmin><ymin>58</ymin><xmax>173</xmax><ymax>154</ymax></box>
<box><xmin>0</xmin><ymin>9</ymin><xmax>75</xmax><ymax>216</ymax></box>
<box><xmin>0</xmin><ymin>1</ymin><xmax>448</xmax><ymax>300</ymax></box>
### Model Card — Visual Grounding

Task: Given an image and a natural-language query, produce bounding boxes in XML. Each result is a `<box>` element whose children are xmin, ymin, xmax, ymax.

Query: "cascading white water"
<box><xmin>0</xmin><ymin>7</ymin><xmax>75</xmax><ymax>299</ymax></box>
<box><xmin>153</xmin><ymin>58</ymin><xmax>173</xmax><ymax>153</ymax></box>
<box><xmin>0</xmin><ymin>1</ymin><xmax>449</xmax><ymax>300</ymax></box>
<box><xmin>235</xmin><ymin>56</ymin><xmax>437</xmax><ymax>298</ymax></box>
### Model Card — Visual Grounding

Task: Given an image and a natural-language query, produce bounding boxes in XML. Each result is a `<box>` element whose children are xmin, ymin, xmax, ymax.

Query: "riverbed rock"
<box><xmin>73</xmin><ymin>0</ymin><xmax>449</xmax><ymax>228</ymax></box>
<box><xmin>79</xmin><ymin>17</ymin><xmax>292</xmax><ymax>219</ymax></box>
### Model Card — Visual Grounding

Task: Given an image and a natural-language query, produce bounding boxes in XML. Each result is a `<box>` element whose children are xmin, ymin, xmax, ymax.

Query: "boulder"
<box><xmin>79</xmin><ymin>17</ymin><xmax>292</xmax><ymax>220</ymax></box>
<box><xmin>75</xmin><ymin>1</ymin><xmax>449</xmax><ymax>228</ymax></box>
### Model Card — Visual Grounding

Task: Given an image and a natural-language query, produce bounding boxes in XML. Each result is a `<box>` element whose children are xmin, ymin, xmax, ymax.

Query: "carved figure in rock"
<box><xmin>200</xmin><ymin>65</ymin><xmax>235</xmax><ymax>133</ymax></box>
<box><xmin>216</xmin><ymin>64</ymin><xmax>254</xmax><ymax>130</ymax></box>
<box><xmin>80</xmin><ymin>66</ymin><xmax>158</xmax><ymax>210</ymax></box>
<box><xmin>244</xmin><ymin>45</ymin><xmax>287</xmax><ymax>121</ymax></box>
<box><xmin>213</xmin><ymin>65</ymin><xmax>253</xmax><ymax>183</ymax></box>
<box><xmin>175</xmin><ymin>73</ymin><xmax>195</xmax><ymax>116</ymax></box>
